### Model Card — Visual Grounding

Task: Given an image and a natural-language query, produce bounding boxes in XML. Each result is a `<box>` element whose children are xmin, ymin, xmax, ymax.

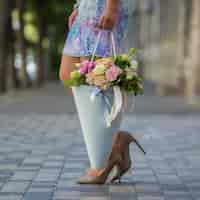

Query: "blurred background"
<box><xmin>0</xmin><ymin>2</ymin><xmax>200</xmax><ymax>198</ymax></box>
<box><xmin>0</xmin><ymin>0</ymin><xmax>200</xmax><ymax>113</ymax></box>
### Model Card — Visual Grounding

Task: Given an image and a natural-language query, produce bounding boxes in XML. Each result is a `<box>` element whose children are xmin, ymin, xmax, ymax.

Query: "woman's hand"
<box><xmin>98</xmin><ymin>0</ymin><xmax>120</xmax><ymax>30</ymax></box>
<box><xmin>68</xmin><ymin>9</ymin><xmax>78</xmax><ymax>29</ymax></box>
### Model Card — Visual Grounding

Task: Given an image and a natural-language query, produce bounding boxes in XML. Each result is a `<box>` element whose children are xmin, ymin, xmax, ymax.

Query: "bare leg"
<box><xmin>80</xmin><ymin>56</ymin><xmax>90</xmax><ymax>62</ymax></box>
<box><xmin>59</xmin><ymin>54</ymin><xmax>80</xmax><ymax>81</ymax></box>
<box><xmin>61</xmin><ymin>56</ymin><xmax>104</xmax><ymax>177</ymax></box>
<box><xmin>59</xmin><ymin>55</ymin><xmax>80</xmax><ymax>94</ymax></box>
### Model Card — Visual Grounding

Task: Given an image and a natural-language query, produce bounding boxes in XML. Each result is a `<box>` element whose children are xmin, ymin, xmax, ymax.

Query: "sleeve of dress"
<box><xmin>73</xmin><ymin>0</ymin><xmax>81</xmax><ymax>10</ymax></box>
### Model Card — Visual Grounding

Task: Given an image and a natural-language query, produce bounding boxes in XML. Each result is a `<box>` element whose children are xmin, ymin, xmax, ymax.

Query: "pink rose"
<box><xmin>80</xmin><ymin>65</ymin><xmax>88</xmax><ymax>75</ymax></box>
<box><xmin>88</xmin><ymin>62</ymin><xmax>95</xmax><ymax>72</ymax></box>
<box><xmin>82</xmin><ymin>60</ymin><xmax>90</xmax><ymax>65</ymax></box>
<box><xmin>106</xmin><ymin>65</ymin><xmax>122</xmax><ymax>82</ymax></box>
<box><xmin>80</xmin><ymin>60</ymin><xmax>95</xmax><ymax>74</ymax></box>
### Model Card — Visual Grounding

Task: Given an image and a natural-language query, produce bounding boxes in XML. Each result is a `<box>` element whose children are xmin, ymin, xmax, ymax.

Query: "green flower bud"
<box><xmin>126</xmin><ymin>74</ymin><xmax>134</xmax><ymax>80</ymax></box>
<box><xmin>121</xmin><ymin>54</ymin><xmax>129</xmax><ymax>61</ymax></box>
<box><xmin>70</xmin><ymin>71</ymin><xmax>81</xmax><ymax>80</ymax></box>
<box><xmin>130</xmin><ymin>48</ymin><xmax>136</xmax><ymax>55</ymax></box>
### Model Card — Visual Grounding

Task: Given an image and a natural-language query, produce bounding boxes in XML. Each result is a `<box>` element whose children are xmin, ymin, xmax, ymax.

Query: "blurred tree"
<box><xmin>25</xmin><ymin>0</ymin><xmax>75</xmax><ymax>82</ymax></box>
<box><xmin>35</xmin><ymin>0</ymin><xmax>47</xmax><ymax>86</ymax></box>
<box><xmin>0</xmin><ymin>0</ymin><xmax>75</xmax><ymax>93</ymax></box>
<box><xmin>0</xmin><ymin>0</ymin><xmax>13</xmax><ymax>93</ymax></box>
<box><xmin>16</xmin><ymin>0</ymin><xmax>29</xmax><ymax>88</ymax></box>
<box><xmin>7</xmin><ymin>0</ymin><xmax>20</xmax><ymax>89</ymax></box>
<box><xmin>46</xmin><ymin>0</ymin><xmax>75</xmax><ymax>78</ymax></box>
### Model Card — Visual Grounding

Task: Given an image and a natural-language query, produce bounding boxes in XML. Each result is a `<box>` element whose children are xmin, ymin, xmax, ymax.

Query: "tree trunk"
<box><xmin>5</xmin><ymin>0</ymin><xmax>20</xmax><ymax>90</ymax></box>
<box><xmin>0</xmin><ymin>1</ymin><xmax>11</xmax><ymax>93</ymax></box>
<box><xmin>16</xmin><ymin>0</ymin><xmax>29</xmax><ymax>88</ymax></box>
<box><xmin>36</xmin><ymin>1</ymin><xmax>46</xmax><ymax>86</ymax></box>
<box><xmin>9</xmin><ymin>13</ymin><xmax>20</xmax><ymax>89</ymax></box>
<box><xmin>36</xmin><ymin>26</ymin><xmax>45</xmax><ymax>86</ymax></box>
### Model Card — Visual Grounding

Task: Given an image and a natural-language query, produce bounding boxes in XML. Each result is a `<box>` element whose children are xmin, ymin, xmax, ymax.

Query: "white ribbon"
<box><xmin>90</xmin><ymin>86</ymin><xmax>123</xmax><ymax>127</ymax></box>
<box><xmin>90</xmin><ymin>31</ymin><xmax>124</xmax><ymax>127</ymax></box>
<box><xmin>107</xmin><ymin>86</ymin><xmax>123</xmax><ymax>126</ymax></box>
<box><xmin>91</xmin><ymin>31</ymin><xmax>117</xmax><ymax>62</ymax></box>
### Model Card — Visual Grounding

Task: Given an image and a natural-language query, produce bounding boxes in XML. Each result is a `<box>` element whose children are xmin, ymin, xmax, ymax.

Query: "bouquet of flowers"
<box><xmin>63</xmin><ymin>48</ymin><xmax>143</xmax><ymax>96</ymax></box>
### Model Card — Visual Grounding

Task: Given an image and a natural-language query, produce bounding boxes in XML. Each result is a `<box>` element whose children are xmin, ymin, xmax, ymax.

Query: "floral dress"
<box><xmin>63</xmin><ymin>0</ymin><xmax>133</xmax><ymax>57</ymax></box>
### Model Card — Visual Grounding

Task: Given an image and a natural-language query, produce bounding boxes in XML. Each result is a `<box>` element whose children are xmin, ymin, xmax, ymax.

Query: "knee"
<box><xmin>59</xmin><ymin>55</ymin><xmax>79</xmax><ymax>81</ymax></box>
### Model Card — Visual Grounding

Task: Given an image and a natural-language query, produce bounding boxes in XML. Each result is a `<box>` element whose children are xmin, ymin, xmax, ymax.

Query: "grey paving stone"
<box><xmin>133</xmin><ymin>175</ymin><xmax>157</xmax><ymax>183</ymax></box>
<box><xmin>137</xmin><ymin>194</ymin><xmax>165</xmax><ymax>200</ymax></box>
<box><xmin>0</xmin><ymin>195</ymin><xmax>23</xmax><ymax>200</ymax></box>
<box><xmin>164</xmin><ymin>197</ymin><xmax>192</xmax><ymax>200</ymax></box>
<box><xmin>56</xmin><ymin>180</ymin><xmax>78</xmax><ymax>189</ymax></box>
<box><xmin>23</xmin><ymin>192</ymin><xmax>52</xmax><ymax>200</ymax></box>
<box><xmin>17</xmin><ymin>166</ymin><xmax>40</xmax><ymax>171</ymax></box>
<box><xmin>110</xmin><ymin>192</ymin><xmax>135</xmax><ymax>200</ymax></box>
<box><xmin>0</xmin><ymin>182</ymin><xmax>4</xmax><ymax>189</ymax></box>
<box><xmin>60</xmin><ymin>172</ymin><xmax>80</xmax><ymax>180</ymax></box>
<box><xmin>0</xmin><ymin>84</ymin><xmax>200</xmax><ymax>200</ymax></box>
<box><xmin>43</xmin><ymin>161</ymin><xmax>63</xmax><ymax>168</ymax></box>
<box><xmin>53</xmin><ymin>191</ymin><xmax>80</xmax><ymax>199</ymax></box>
<box><xmin>81</xmin><ymin>197</ymin><xmax>109</xmax><ymax>200</ymax></box>
<box><xmin>34</xmin><ymin>169</ymin><xmax>60</xmax><ymax>182</ymax></box>
<box><xmin>7</xmin><ymin>152</ymin><xmax>29</xmax><ymax>160</ymax></box>
<box><xmin>22</xmin><ymin>157</ymin><xmax>44</xmax><ymax>166</ymax></box>
<box><xmin>0</xmin><ymin>172</ymin><xmax>12</xmax><ymax>182</ymax></box>
<box><xmin>27</xmin><ymin>187</ymin><xmax>53</xmax><ymax>193</ymax></box>
<box><xmin>31</xmin><ymin>181</ymin><xmax>57</xmax><ymax>188</ymax></box>
<box><xmin>46</xmin><ymin>155</ymin><xmax>65</xmax><ymax>161</ymax></box>
<box><xmin>135</xmin><ymin>183</ymin><xmax>161</xmax><ymax>193</ymax></box>
<box><xmin>10</xmin><ymin>171</ymin><xmax>37</xmax><ymax>181</ymax></box>
<box><xmin>109</xmin><ymin>185</ymin><xmax>133</xmax><ymax>193</ymax></box>
<box><xmin>0</xmin><ymin>164</ymin><xmax>18</xmax><ymax>171</ymax></box>
<box><xmin>0</xmin><ymin>181</ymin><xmax>30</xmax><ymax>193</ymax></box>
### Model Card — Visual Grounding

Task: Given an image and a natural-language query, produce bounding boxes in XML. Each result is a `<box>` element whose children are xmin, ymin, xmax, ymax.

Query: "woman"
<box><xmin>59</xmin><ymin>0</ymin><xmax>144</xmax><ymax>184</ymax></box>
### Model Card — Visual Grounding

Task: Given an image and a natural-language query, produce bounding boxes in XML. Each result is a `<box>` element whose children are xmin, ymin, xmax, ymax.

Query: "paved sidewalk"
<box><xmin>0</xmin><ymin>82</ymin><xmax>199</xmax><ymax>200</ymax></box>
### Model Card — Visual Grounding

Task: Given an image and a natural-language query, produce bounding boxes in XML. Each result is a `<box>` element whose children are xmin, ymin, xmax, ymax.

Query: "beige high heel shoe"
<box><xmin>110</xmin><ymin>131</ymin><xmax>146</xmax><ymax>183</ymax></box>
<box><xmin>77</xmin><ymin>132</ymin><xmax>123</xmax><ymax>184</ymax></box>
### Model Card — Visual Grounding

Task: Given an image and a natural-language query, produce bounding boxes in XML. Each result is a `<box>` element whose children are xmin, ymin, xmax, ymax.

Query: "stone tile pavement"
<box><xmin>0</xmin><ymin>82</ymin><xmax>200</xmax><ymax>199</ymax></box>
<box><xmin>0</xmin><ymin>114</ymin><xmax>200</xmax><ymax>200</ymax></box>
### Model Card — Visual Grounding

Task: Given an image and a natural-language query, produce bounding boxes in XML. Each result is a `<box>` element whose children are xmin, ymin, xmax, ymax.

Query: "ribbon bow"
<box><xmin>90</xmin><ymin>86</ymin><xmax>123</xmax><ymax>127</ymax></box>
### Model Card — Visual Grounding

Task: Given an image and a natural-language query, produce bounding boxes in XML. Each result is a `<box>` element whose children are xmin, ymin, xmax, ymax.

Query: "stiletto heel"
<box><xmin>110</xmin><ymin>131</ymin><xmax>146</xmax><ymax>183</ymax></box>
<box><xmin>77</xmin><ymin>131</ymin><xmax>146</xmax><ymax>184</ymax></box>
<box><xmin>131</xmin><ymin>136</ymin><xmax>146</xmax><ymax>154</ymax></box>
<box><xmin>117</xmin><ymin>177</ymin><xmax>121</xmax><ymax>184</ymax></box>
<box><xmin>111</xmin><ymin>165</ymin><xmax>121</xmax><ymax>184</ymax></box>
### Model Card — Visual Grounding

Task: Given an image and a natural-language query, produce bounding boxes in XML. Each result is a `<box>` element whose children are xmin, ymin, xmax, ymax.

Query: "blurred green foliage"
<box><xmin>20</xmin><ymin>0</ymin><xmax>75</xmax><ymax>76</ymax></box>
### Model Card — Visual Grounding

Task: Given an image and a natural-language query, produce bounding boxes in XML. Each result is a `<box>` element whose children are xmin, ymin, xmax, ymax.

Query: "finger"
<box><xmin>98</xmin><ymin>16</ymin><xmax>105</xmax><ymax>29</ymax></box>
<box><xmin>107</xmin><ymin>18</ymin><xmax>115</xmax><ymax>30</ymax></box>
<box><xmin>69</xmin><ymin>13</ymin><xmax>77</xmax><ymax>28</ymax></box>
<box><xmin>102</xmin><ymin>17</ymin><xmax>107</xmax><ymax>30</ymax></box>
<box><xmin>107</xmin><ymin>22</ymin><xmax>114</xmax><ymax>30</ymax></box>
<box><xmin>100</xmin><ymin>18</ymin><xmax>109</xmax><ymax>30</ymax></box>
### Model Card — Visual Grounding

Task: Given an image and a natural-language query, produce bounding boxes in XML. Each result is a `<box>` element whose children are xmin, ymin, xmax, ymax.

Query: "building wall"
<box><xmin>137</xmin><ymin>0</ymin><xmax>200</xmax><ymax>101</ymax></box>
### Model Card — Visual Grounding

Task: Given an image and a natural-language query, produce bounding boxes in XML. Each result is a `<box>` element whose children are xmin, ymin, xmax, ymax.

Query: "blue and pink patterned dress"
<box><xmin>63</xmin><ymin>0</ymin><xmax>132</xmax><ymax>57</ymax></box>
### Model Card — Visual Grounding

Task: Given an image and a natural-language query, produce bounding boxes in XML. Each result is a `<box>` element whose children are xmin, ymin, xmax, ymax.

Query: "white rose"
<box><xmin>131</xmin><ymin>60</ymin><xmax>138</xmax><ymax>69</ymax></box>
